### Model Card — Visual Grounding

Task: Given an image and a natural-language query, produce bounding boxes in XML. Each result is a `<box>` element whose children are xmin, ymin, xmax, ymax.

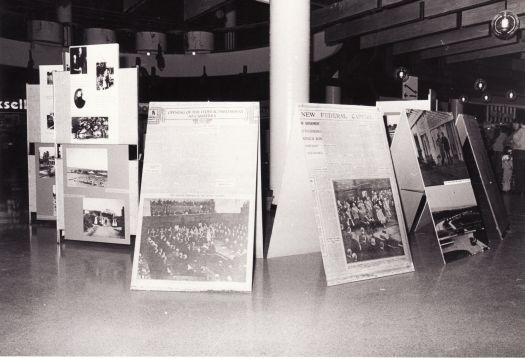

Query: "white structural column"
<box><xmin>270</xmin><ymin>0</ymin><xmax>310</xmax><ymax>203</ymax></box>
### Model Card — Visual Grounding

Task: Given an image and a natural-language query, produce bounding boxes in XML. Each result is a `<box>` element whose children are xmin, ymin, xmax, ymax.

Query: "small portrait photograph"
<box><xmin>333</xmin><ymin>178</ymin><xmax>405</xmax><ymax>264</ymax></box>
<box><xmin>83</xmin><ymin>198</ymin><xmax>125</xmax><ymax>240</ymax></box>
<box><xmin>38</xmin><ymin>146</ymin><xmax>56</xmax><ymax>178</ymax></box>
<box><xmin>96</xmin><ymin>62</ymin><xmax>115</xmax><ymax>90</ymax></box>
<box><xmin>46</xmin><ymin>113</ymin><xmax>54</xmax><ymax>129</ymax></box>
<box><xmin>73</xmin><ymin>88</ymin><xmax>86</xmax><ymax>109</ymax></box>
<box><xmin>46</xmin><ymin>71</ymin><xmax>53</xmax><ymax>85</ymax></box>
<box><xmin>137</xmin><ymin>198</ymin><xmax>250</xmax><ymax>283</ymax></box>
<box><xmin>66</xmin><ymin>147</ymin><xmax>108</xmax><ymax>188</ymax></box>
<box><xmin>70</xmin><ymin>47</ymin><xmax>87</xmax><ymax>74</ymax></box>
<box><xmin>71</xmin><ymin>117</ymin><xmax>109</xmax><ymax>142</ymax></box>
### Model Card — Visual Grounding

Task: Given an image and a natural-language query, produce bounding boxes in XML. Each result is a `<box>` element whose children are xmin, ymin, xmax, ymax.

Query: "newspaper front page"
<box><xmin>131</xmin><ymin>102</ymin><xmax>259</xmax><ymax>292</ymax></box>
<box><xmin>298</xmin><ymin>103</ymin><xmax>414</xmax><ymax>286</ymax></box>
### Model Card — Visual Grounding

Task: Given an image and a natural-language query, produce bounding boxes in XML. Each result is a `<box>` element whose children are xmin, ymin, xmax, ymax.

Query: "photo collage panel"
<box><xmin>69</xmin><ymin>44</ymin><xmax>119</xmax><ymax>144</ymax></box>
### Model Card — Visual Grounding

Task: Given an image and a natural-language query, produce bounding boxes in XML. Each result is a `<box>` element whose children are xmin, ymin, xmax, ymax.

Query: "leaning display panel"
<box><xmin>296</xmin><ymin>103</ymin><xmax>414</xmax><ymax>286</ymax></box>
<box><xmin>131</xmin><ymin>102</ymin><xmax>259</xmax><ymax>292</ymax></box>
<box><xmin>402</xmin><ymin>109</ymin><xmax>488</xmax><ymax>263</ymax></box>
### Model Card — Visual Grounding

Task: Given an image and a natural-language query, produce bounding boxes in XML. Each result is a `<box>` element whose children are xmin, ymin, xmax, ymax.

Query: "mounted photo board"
<box><xmin>284</xmin><ymin>103</ymin><xmax>414</xmax><ymax>285</ymax></box>
<box><xmin>398</xmin><ymin>109</ymin><xmax>489</xmax><ymax>264</ymax></box>
<box><xmin>376</xmin><ymin>97</ymin><xmax>431</xmax><ymax>144</ymax></box>
<box><xmin>53</xmin><ymin>44</ymin><xmax>139</xmax><ymax>243</ymax></box>
<box><xmin>131</xmin><ymin>102</ymin><xmax>260</xmax><ymax>292</ymax></box>
<box><xmin>455</xmin><ymin>114</ymin><xmax>509</xmax><ymax>239</ymax></box>
<box><xmin>26</xmin><ymin>65</ymin><xmax>62</xmax><ymax>222</ymax></box>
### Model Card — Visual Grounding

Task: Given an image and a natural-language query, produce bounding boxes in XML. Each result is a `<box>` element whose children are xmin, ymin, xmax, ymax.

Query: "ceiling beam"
<box><xmin>311</xmin><ymin>0</ymin><xmax>379</xmax><ymax>29</ymax></box>
<box><xmin>392</xmin><ymin>23</ymin><xmax>489</xmax><ymax>54</ymax></box>
<box><xmin>461</xmin><ymin>1</ymin><xmax>504</xmax><ymax>26</ymax></box>
<box><xmin>424</xmin><ymin>0</ymin><xmax>497</xmax><ymax>18</ymax></box>
<box><xmin>325</xmin><ymin>1</ymin><xmax>421</xmax><ymax>43</ymax></box>
<box><xmin>446</xmin><ymin>40</ymin><xmax>525</xmax><ymax>63</ymax></box>
<box><xmin>462</xmin><ymin>0</ymin><xmax>525</xmax><ymax>26</ymax></box>
<box><xmin>360</xmin><ymin>13</ymin><xmax>458</xmax><ymax>49</ymax></box>
<box><xmin>419</xmin><ymin>35</ymin><xmax>518</xmax><ymax>59</ymax></box>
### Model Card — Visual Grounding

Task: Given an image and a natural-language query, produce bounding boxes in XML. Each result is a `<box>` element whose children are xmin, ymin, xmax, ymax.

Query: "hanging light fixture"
<box><xmin>459</xmin><ymin>94</ymin><xmax>469</xmax><ymax>103</ymax></box>
<box><xmin>482</xmin><ymin>92</ymin><xmax>492</xmax><ymax>103</ymax></box>
<box><xmin>506</xmin><ymin>89</ymin><xmax>518</xmax><ymax>101</ymax></box>
<box><xmin>474</xmin><ymin>78</ymin><xmax>487</xmax><ymax>91</ymax></box>
<box><xmin>394</xmin><ymin>66</ymin><xmax>409</xmax><ymax>82</ymax></box>
<box><xmin>492</xmin><ymin>1</ymin><xmax>520</xmax><ymax>39</ymax></box>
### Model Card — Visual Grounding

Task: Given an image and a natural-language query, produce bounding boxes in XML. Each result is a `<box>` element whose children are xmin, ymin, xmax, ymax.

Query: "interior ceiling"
<box><xmin>1</xmin><ymin>0</ymin><xmax>523</xmax><ymax>98</ymax></box>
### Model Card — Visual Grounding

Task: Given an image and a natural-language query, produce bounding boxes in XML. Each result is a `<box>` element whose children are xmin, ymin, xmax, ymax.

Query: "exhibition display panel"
<box><xmin>293</xmin><ymin>103</ymin><xmax>414</xmax><ymax>285</ymax></box>
<box><xmin>397</xmin><ymin>109</ymin><xmax>489</xmax><ymax>264</ymax></box>
<box><xmin>50</xmin><ymin>43</ymin><xmax>139</xmax><ymax>244</ymax></box>
<box><xmin>131</xmin><ymin>102</ymin><xmax>260</xmax><ymax>292</ymax></box>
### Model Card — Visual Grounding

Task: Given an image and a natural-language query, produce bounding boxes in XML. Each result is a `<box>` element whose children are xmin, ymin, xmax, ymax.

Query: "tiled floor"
<box><xmin>0</xmin><ymin>193</ymin><xmax>524</xmax><ymax>356</ymax></box>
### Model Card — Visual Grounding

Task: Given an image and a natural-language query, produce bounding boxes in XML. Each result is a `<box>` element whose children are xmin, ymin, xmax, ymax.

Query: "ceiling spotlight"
<box><xmin>395</xmin><ymin>66</ymin><xmax>409</xmax><ymax>82</ymax></box>
<box><xmin>482</xmin><ymin>92</ymin><xmax>491</xmax><ymax>103</ymax></box>
<box><xmin>474</xmin><ymin>78</ymin><xmax>487</xmax><ymax>91</ymax></box>
<box><xmin>506</xmin><ymin>89</ymin><xmax>518</xmax><ymax>101</ymax></box>
<box><xmin>459</xmin><ymin>94</ymin><xmax>469</xmax><ymax>103</ymax></box>
<box><xmin>492</xmin><ymin>10</ymin><xmax>520</xmax><ymax>39</ymax></box>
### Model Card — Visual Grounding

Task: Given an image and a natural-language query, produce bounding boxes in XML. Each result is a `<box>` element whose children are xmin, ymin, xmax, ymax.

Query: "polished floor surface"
<box><xmin>0</xmin><ymin>194</ymin><xmax>524</xmax><ymax>356</ymax></box>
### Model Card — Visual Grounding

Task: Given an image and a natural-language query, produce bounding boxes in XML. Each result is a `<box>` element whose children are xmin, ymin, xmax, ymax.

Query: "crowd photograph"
<box><xmin>138</xmin><ymin>198</ymin><xmax>250</xmax><ymax>283</ymax></box>
<box><xmin>71</xmin><ymin>116</ymin><xmax>109</xmax><ymax>141</ymax></box>
<box><xmin>333</xmin><ymin>178</ymin><xmax>405</xmax><ymax>264</ymax></box>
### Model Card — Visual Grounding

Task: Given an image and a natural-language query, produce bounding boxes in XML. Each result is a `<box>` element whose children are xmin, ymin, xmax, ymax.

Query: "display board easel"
<box><xmin>455</xmin><ymin>114</ymin><xmax>509</xmax><ymax>239</ymax></box>
<box><xmin>393</xmin><ymin>109</ymin><xmax>489</xmax><ymax>264</ymax></box>
<box><xmin>53</xmin><ymin>43</ymin><xmax>138</xmax><ymax>246</ymax></box>
<box><xmin>288</xmin><ymin>103</ymin><xmax>414</xmax><ymax>285</ymax></box>
<box><xmin>130</xmin><ymin>102</ymin><xmax>261</xmax><ymax>292</ymax></box>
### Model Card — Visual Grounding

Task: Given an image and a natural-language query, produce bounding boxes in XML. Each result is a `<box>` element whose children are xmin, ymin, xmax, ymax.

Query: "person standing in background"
<box><xmin>510</xmin><ymin>120</ymin><xmax>525</xmax><ymax>195</ymax></box>
<box><xmin>491</xmin><ymin>127</ymin><xmax>509</xmax><ymax>189</ymax></box>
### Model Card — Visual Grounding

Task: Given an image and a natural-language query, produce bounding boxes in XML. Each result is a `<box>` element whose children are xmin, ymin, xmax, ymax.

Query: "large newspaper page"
<box><xmin>131</xmin><ymin>102</ymin><xmax>259</xmax><ymax>292</ymax></box>
<box><xmin>298</xmin><ymin>103</ymin><xmax>414</xmax><ymax>286</ymax></box>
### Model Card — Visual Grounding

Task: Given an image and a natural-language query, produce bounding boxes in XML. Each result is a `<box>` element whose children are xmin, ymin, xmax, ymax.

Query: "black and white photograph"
<box><xmin>333</xmin><ymin>178</ymin><xmax>405</xmax><ymax>264</ymax></box>
<box><xmin>73</xmin><ymin>88</ymin><xmax>86</xmax><ymax>109</ymax></box>
<box><xmin>38</xmin><ymin>146</ymin><xmax>55</xmax><ymax>178</ymax></box>
<box><xmin>83</xmin><ymin>198</ymin><xmax>125</xmax><ymax>240</ymax></box>
<box><xmin>71</xmin><ymin>117</ymin><xmax>108</xmax><ymax>141</ymax></box>
<box><xmin>408</xmin><ymin>109</ymin><xmax>470</xmax><ymax>186</ymax></box>
<box><xmin>46</xmin><ymin>113</ymin><xmax>54</xmax><ymax>129</ymax></box>
<box><xmin>137</xmin><ymin>198</ymin><xmax>250</xmax><ymax>283</ymax></box>
<box><xmin>426</xmin><ymin>184</ymin><xmax>488</xmax><ymax>263</ymax></box>
<box><xmin>96</xmin><ymin>62</ymin><xmax>115</xmax><ymax>90</ymax></box>
<box><xmin>66</xmin><ymin>147</ymin><xmax>108</xmax><ymax>188</ymax></box>
<box><xmin>431</xmin><ymin>205</ymin><xmax>488</xmax><ymax>263</ymax></box>
<box><xmin>70</xmin><ymin>46</ymin><xmax>87</xmax><ymax>74</ymax></box>
<box><xmin>46</xmin><ymin>71</ymin><xmax>53</xmax><ymax>85</ymax></box>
